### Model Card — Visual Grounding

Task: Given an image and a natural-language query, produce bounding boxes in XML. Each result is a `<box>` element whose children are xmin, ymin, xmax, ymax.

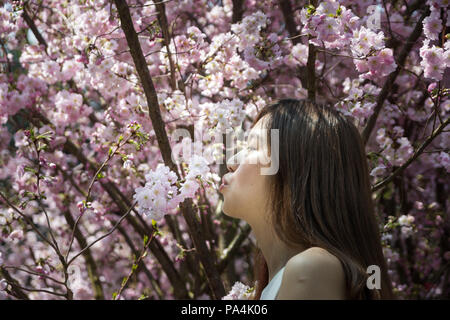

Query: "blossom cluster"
<box><xmin>351</xmin><ymin>27</ymin><xmax>397</xmax><ymax>80</ymax></box>
<box><xmin>373</xmin><ymin>127</ymin><xmax>414</xmax><ymax>170</ymax></box>
<box><xmin>200</xmin><ymin>98</ymin><xmax>246</xmax><ymax>133</ymax></box>
<box><xmin>0</xmin><ymin>74</ymin><xmax>47</xmax><ymax>123</ymax></box>
<box><xmin>222</xmin><ymin>281</ymin><xmax>255</xmax><ymax>300</ymax></box>
<box><xmin>133</xmin><ymin>164</ymin><xmax>181</xmax><ymax>221</ymax></box>
<box><xmin>0</xmin><ymin>0</ymin><xmax>448</xmax><ymax>300</ymax></box>
<box><xmin>133</xmin><ymin>155</ymin><xmax>212</xmax><ymax>221</ymax></box>
<box><xmin>419</xmin><ymin>2</ymin><xmax>450</xmax><ymax>81</ymax></box>
<box><xmin>51</xmin><ymin>90</ymin><xmax>93</xmax><ymax>130</ymax></box>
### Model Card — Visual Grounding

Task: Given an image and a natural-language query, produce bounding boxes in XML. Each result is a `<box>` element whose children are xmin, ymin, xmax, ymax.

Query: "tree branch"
<box><xmin>217</xmin><ymin>224</ymin><xmax>251</xmax><ymax>273</ymax></box>
<box><xmin>114</xmin><ymin>232</ymin><xmax>155</xmax><ymax>299</ymax></box>
<box><xmin>21</xmin><ymin>1</ymin><xmax>48</xmax><ymax>55</ymax></box>
<box><xmin>0</xmin><ymin>191</ymin><xmax>56</xmax><ymax>252</ymax></box>
<box><xmin>113</xmin><ymin>0</ymin><xmax>177</xmax><ymax>174</ymax></box>
<box><xmin>232</xmin><ymin>0</ymin><xmax>245</xmax><ymax>23</ymax></box>
<box><xmin>278</xmin><ymin>0</ymin><xmax>309</xmax><ymax>89</ymax></box>
<box><xmin>0</xmin><ymin>267</ymin><xmax>30</xmax><ymax>300</ymax></box>
<box><xmin>67</xmin><ymin>201</ymin><xmax>136</xmax><ymax>266</ymax></box>
<box><xmin>62</xmin><ymin>210</ymin><xmax>105</xmax><ymax>299</ymax></box>
<box><xmin>116</xmin><ymin>225</ymin><xmax>164</xmax><ymax>299</ymax></box>
<box><xmin>114</xmin><ymin>0</ymin><xmax>225</xmax><ymax>299</ymax></box>
<box><xmin>14</xmin><ymin>110</ymin><xmax>189</xmax><ymax>299</ymax></box>
<box><xmin>362</xmin><ymin>6</ymin><xmax>429</xmax><ymax>144</ymax></box>
<box><xmin>154</xmin><ymin>1</ymin><xmax>178</xmax><ymax>90</ymax></box>
<box><xmin>372</xmin><ymin>116</ymin><xmax>449</xmax><ymax>192</ymax></box>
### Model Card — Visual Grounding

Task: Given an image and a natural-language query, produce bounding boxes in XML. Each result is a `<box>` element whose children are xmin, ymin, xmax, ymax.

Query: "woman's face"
<box><xmin>220</xmin><ymin>116</ymin><xmax>273</xmax><ymax>226</ymax></box>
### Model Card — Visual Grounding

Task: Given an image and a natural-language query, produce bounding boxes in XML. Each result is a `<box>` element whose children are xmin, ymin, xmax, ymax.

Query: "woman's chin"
<box><xmin>221</xmin><ymin>202</ymin><xmax>235</xmax><ymax>218</ymax></box>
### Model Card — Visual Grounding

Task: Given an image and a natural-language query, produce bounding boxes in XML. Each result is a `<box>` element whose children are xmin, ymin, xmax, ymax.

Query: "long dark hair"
<box><xmin>250</xmin><ymin>98</ymin><xmax>394</xmax><ymax>299</ymax></box>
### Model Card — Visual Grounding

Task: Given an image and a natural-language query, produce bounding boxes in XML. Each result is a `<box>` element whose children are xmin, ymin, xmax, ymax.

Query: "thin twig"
<box><xmin>372</xmin><ymin>117</ymin><xmax>449</xmax><ymax>192</ymax></box>
<box><xmin>114</xmin><ymin>232</ymin><xmax>155</xmax><ymax>299</ymax></box>
<box><xmin>32</xmin><ymin>138</ymin><xmax>61</xmax><ymax>255</ymax></box>
<box><xmin>2</xmin><ymin>266</ymin><xmax>66</xmax><ymax>286</ymax></box>
<box><xmin>114</xmin><ymin>0</ymin><xmax>225</xmax><ymax>298</ymax></box>
<box><xmin>67</xmin><ymin>201</ymin><xmax>137</xmax><ymax>266</ymax></box>
<box><xmin>362</xmin><ymin>6</ymin><xmax>430</xmax><ymax>144</ymax></box>
<box><xmin>0</xmin><ymin>191</ymin><xmax>56</xmax><ymax>251</ymax></box>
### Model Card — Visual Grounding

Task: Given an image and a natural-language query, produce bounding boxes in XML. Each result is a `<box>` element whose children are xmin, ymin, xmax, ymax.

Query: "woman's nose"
<box><xmin>226</xmin><ymin>153</ymin><xmax>238</xmax><ymax>172</ymax></box>
<box><xmin>226</xmin><ymin>147</ymin><xmax>247</xmax><ymax>172</ymax></box>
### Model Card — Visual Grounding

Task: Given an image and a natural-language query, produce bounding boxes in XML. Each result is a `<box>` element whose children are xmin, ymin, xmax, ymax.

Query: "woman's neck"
<box><xmin>251</xmin><ymin>225</ymin><xmax>308</xmax><ymax>282</ymax></box>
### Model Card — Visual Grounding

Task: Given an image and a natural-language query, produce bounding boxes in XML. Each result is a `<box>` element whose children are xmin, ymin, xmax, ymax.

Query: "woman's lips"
<box><xmin>219</xmin><ymin>175</ymin><xmax>230</xmax><ymax>192</ymax></box>
<box><xmin>219</xmin><ymin>182</ymin><xmax>228</xmax><ymax>192</ymax></box>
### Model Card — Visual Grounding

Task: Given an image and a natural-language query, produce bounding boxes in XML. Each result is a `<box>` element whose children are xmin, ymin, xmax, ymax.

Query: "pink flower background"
<box><xmin>0</xmin><ymin>0</ymin><xmax>449</xmax><ymax>300</ymax></box>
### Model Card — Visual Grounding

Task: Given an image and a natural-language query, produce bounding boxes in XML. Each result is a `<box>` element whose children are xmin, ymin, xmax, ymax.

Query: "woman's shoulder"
<box><xmin>286</xmin><ymin>247</ymin><xmax>343</xmax><ymax>271</ymax></box>
<box><xmin>276</xmin><ymin>247</ymin><xmax>346</xmax><ymax>299</ymax></box>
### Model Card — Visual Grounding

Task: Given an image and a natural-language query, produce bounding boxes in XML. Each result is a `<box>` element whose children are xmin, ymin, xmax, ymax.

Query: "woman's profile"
<box><xmin>219</xmin><ymin>98</ymin><xmax>394</xmax><ymax>300</ymax></box>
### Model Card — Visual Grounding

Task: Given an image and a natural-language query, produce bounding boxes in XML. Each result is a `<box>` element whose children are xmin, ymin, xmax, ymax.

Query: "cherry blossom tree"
<box><xmin>0</xmin><ymin>0</ymin><xmax>448</xmax><ymax>300</ymax></box>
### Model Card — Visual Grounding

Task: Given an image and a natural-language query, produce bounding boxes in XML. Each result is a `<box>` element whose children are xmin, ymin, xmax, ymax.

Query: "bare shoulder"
<box><xmin>276</xmin><ymin>247</ymin><xmax>347</xmax><ymax>299</ymax></box>
<box><xmin>285</xmin><ymin>247</ymin><xmax>344</xmax><ymax>275</ymax></box>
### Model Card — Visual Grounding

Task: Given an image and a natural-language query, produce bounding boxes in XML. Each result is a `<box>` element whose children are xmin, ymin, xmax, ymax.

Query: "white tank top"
<box><xmin>260</xmin><ymin>266</ymin><xmax>286</xmax><ymax>300</ymax></box>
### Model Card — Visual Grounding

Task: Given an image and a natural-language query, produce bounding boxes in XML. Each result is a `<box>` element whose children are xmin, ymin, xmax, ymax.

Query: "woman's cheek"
<box><xmin>238</xmin><ymin>163</ymin><xmax>264</xmax><ymax>197</ymax></box>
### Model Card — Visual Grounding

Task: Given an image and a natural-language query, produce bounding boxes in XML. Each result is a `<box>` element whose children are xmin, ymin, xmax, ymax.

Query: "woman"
<box><xmin>219</xmin><ymin>98</ymin><xmax>394</xmax><ymax>299</ymax></box>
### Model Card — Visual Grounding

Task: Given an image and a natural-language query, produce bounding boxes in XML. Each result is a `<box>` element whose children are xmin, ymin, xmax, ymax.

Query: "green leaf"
<box><xmin>24</xmin><ymin>166</ymin><xmax>37</xmax><ymax>174</ymax></box>
<box><xmin>35</xmin><ymin>131</ymin><xmax>53</xmax><ymax>141</ymax></box>
<box><xmin>112</xmin><ymin>292</ymin><xmax>118</xmax><ymax>299</ymax></box>
<box><xmin>29</xmin><ymin>127</ymin><xmax>35</xmax><ymax>138</ymax></box>
<box><xmin>37</xmin><ymin>141</ymin><xmax>47</xmax><ymax>151</ymax></box>
<box><xmin>108</xmin><ymin>147</ymin><xmax>113</xmax><ymax>156</ymax></box>
<box><xmin>176</xmin><ymin>250</ymin><xmax>185</xmax><ymax>261</ymax></box>
<box><xmin>97</xmin><ymin>172</ymin><xmax>105</xmax><ymax>179</ymax></box>
<box><xmin>151</xmin><ymin>219</ymin><xmax>162</xmax><ymax>236</ymax></box>
<box><xmin>131</xmin><ymin>264</ymin><xmax>138</xmax><ymax>272</ymax></box>
<box><xmin>128</xmin><ymin>139</ymin><xmax>141</xmax><ymax>151</ymax></box>
<box><xmin>306</xmin><ymin>4</ymin><xmax>316</xmax><ymax>16</ymax></box>
<box><xmin>143</xmin><ymin>235</ymin><xmax>149</xmax><ymax>246</ymax></box>
<box><xmin>121</xmin><ymin>276</ymin><xmax>128</xmax><ymax>286</ymax></box>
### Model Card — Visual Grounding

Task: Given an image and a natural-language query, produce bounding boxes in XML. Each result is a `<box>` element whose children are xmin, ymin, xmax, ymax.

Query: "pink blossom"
<box><xmin>179</xmin><ymin>179</ymin><xmax>200</xmax><ymax>198</ymax></box>
<box><xmin>316</xmin><ymin>16</ymin><xmax>342</xmax><ymax>43</ymax></box>
<box><xmin>186</xmin><ymin>155</ymin><xmax>210</xmax><ymax>179</ymax></box>
<box><xmin>222</xmin><ymin>281</ymin><xmax>254</xmax><ymax>300</ymax></box>
<box><xmin>427</xmin><ymin>82</ymin><xmax>437</xmax><ymax>92</ymax></box>
<box><xmin>60</xmin><ymin>59</ymin><xmax>83</xmax><ymax>82</ymax></box>
<box><xmin>370</xmin><ymin>164</ymin><xmax>387</xmax><ymax>177</ymax></box>
<box><xmin>0</xmin><ymin>0</ymin><xmax>449</xmax><ymax>300</ymax></box>
<box><xmin>423</xmin><ymin>12</ymin><xmax>442</xmax><ymax>40</ymax></box>
<box><xmin>354</xmin><ymin>59</ymin><xmax>369</xmax><ymax>73</ymax></box>
<box><xmin>0</xmin><ymin>279</ymin><xmax>7</xmax><ymax>291</ymax></box>
<box><xmin>291</xmin><ymin>43</ymin><xmax>309</xmax><ymax>66</ymax></box>
<box><xmin>420</xmin><ymin>40</ymin><xmax>445</xmax><ymax>80</ymax></box>
<box><xmin>436</xmin><ymin>152</ymin><xmax>450</xmax><ymax>172</ymax></box>
<box><xmin>9</xmin><ymin>229</ymin><xmax>23</xmax><ymax>241</ymax></box>
<box><xmin>351</xmin><ymin>26</ymin><xmax>385</xmax><ymax>57</ymax></box>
